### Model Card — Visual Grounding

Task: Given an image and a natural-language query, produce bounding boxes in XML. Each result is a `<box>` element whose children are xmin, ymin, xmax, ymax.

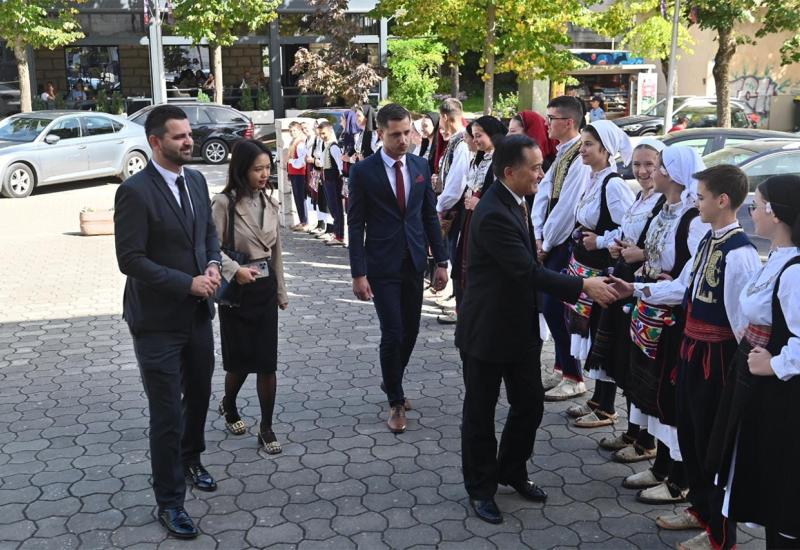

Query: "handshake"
<box><xmin>580</xmin><ymin>276</ymin><xmax>620</xmax><ymax>308</ymax></box>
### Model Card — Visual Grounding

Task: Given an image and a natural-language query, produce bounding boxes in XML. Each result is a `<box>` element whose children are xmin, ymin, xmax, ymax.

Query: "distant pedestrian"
<box><xmin>286</xmin><ymin>121</ymin><xmax>309</xmax><ymax>232</ymax></box>
<box><xmin>114</xmin><ymin>105</ymin><xmax>221</xmax><ymax>539</ymax></box>
<box><xmin>347</xmin><ymin>103</ymin><xmax>449</xmax><ymax>434</ymax></box>
<box><xmin>669</xmin><ymin>115</ymin><xmax>690</xmax><ymax>133</ymax></box>
<box><xmin>589</xmin><ymin>96</ymin><xmax>606</xmax><ymax>122</ymax></box>
<box><xmin>211</xmin><ymin>139</ymin><xmax>288</xmax><ymax>456</ymax></box>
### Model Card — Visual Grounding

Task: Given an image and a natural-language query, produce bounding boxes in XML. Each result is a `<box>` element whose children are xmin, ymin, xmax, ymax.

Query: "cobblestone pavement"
<box><xmin>0</xmin><ymin>174</ymin><xmax>766</xmax><ymax>549</ymax></box>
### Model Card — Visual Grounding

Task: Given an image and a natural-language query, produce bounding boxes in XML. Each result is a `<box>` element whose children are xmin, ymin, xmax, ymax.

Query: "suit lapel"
<box><xmin>148</xmin><ymin>163</ymin><xmax>193</xmax><ymax>243</ymax></box>
<box><xmin>496</xmin><ymin>182</ymin><xmax>532</xmax><ymax>251</ymax></box>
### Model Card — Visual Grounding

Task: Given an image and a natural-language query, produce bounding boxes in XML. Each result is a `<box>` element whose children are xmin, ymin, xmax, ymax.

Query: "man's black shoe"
<box><xmin>185</xmin><ymin>464</ymin><xmax>217</xmax><ymax>492</ymax></box>
<box><xmin>158</xmin><ymin>506</ymin><xmax>198</xmax><ymax>539</ymax></box>
<box><xmin>501</xmin><ymin>479</ymin><xmax>548</xmax><ymax>502</ymax></box>
<box><xmin>469</xmin><ymin>498</ymin><xmax>503</xmax><ymax>524</ymax></box>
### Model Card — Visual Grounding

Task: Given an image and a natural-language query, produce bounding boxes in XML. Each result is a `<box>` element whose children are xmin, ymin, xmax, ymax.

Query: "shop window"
<box><xmin>164</xmin><ymin>45</ymin><xmax>211</xmax><ymax>93</ymax></box>
<box><xmin>279</xmin><ymin>13</ymin><xmax>379</xmax><ymax>37</ymax></box>
<box><xmin>65</xmin><ymin>46</ymin><xmax>121</xmax><ymax>96</ymax></box>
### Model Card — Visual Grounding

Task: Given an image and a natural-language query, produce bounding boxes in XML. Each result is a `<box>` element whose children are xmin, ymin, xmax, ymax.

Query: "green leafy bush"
<box><xmin>492</xmin><ymin>92</ymin><xmax>519</xmax><ymax>119</ymax></box>
<box><xmin>239</xmin><ymin>89</ymin><xmax>254</xmax><ymax>111</ymax></box>
<box><xmin>257</xmin><ymin>87</ymin><xmax>271</xmax><ymax>110</ymax></box>
<box><xmin>110</xmin><ymin>91</ymin><xmax>125</xmax><ymax>114</ymax></box>
<box><xmin>95</xmin><ymin>89</ymin><xmax>109</xmax><ymax>113</ymax></box>
<box><xmin>387</xmin><ymin>39</ymin><xmax>446</xmax><ymax>113</ymax></box>
<box><xmin>196</xmin><ymin>90</ymin><xmax>211</xmax><ymax>103</ymax></box>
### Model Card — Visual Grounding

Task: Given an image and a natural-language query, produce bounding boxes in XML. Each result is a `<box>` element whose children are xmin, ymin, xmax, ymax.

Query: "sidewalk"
<box><xmin>0</xmin><ymin>184</ymin><xmax>765</xmax><ymax>549</ymax></box>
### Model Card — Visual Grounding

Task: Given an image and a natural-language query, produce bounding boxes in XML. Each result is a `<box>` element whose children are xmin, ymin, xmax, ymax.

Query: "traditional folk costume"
<box><xmin>565</xmin><ymin>121</ymin><xmax>635</xmax><ymax>363</ymax></box>
<box><xmin>306</xmin><ymin>128</ymin><xmax>330</xmax><ymax>231</ymax></box>
<box><xmin>532</xmin><ymin>134</ymin><xmax>590</xmax><ymax>389</ymax></box>
<box><xmin>288</xmin><ymin>135</ymin><xmax>308</xmax><ymax>226</ymax></box>
<box><xmin>321</xmin><ymin>137</ymin><xmax>345</xmax><ymax>244</ymax></box>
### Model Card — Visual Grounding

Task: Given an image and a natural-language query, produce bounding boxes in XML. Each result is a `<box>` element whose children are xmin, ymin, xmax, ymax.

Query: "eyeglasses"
<box><xmin>546</xmin><ymin>115</ymin><xmax>570</xmax><ymax>123</ymax></box>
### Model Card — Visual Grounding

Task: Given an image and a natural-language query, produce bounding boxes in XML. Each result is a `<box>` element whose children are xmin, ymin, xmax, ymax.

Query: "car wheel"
<box><xmin>641</xmin><ymin>130</ymin><xmax>657</xmax><ymax>136</ymax></box>
<box><xmin>121</xmin><ymin>151</ymin><xmax>147</xmax><ymax>180</ymax></box>
<box><xmin>202</xmin><ymin>139</ymin><xmax>229</xmax><ymax>164</ymax></box>
<box><xmin>1</xmin><ymin>163</ymin><xmax>35</xmax><ymax>198</ymax></box>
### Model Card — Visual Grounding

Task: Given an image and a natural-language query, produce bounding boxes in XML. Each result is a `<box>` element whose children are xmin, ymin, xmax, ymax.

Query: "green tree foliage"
<box><xmin>684</xmin><ymin>0</ymin><xmax>798</xmax><ymax>127</ymax></box>
<box><xmin>387</xmin><ymin>39</ymin><xmax>446</xmax><ymax>112</ymax></box>
<box><xmin>172</xmin><ymin>0</ymin><xmax>279</xmax><ymax>103</ymax></box>
<box><xmin>291</xmin><ymin>0</ymin><xmax>386</xmax><ymax>106</ymax></box>
<box><xmin>0</xmin><ymin>0</ymin><xmax>85</xmax><ymax>112</ymax></box>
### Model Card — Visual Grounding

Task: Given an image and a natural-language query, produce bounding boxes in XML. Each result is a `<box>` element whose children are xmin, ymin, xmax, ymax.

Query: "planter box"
<box><xmin>243</xmin><ymin>110</ymin><xmax>274</xmax><ymax>124</ymax></box>
<box><xmin>79</xmin><ymin>209</ymin><xmax>114</xmax><ymax>236</ymax></box>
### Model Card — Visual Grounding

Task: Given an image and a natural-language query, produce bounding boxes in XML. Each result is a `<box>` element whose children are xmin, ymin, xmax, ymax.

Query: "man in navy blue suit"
<box><xmin>348</xmin><ymin>103</ymin><xmax>449</xmax><ymax>433</ymax></box>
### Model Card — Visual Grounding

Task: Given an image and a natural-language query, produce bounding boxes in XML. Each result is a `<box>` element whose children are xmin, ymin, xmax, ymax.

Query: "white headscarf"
<box><xmin>661</xmin><ymin>145</ymin><xmax>706</xmax><ymax>205</ymax></box>
<box><xmin>635</xmin><ymin>137</ymin><xmax>666</xmax><ymax>153</ymax></box>
<box><xmin>587</xmin><ymin>120</ymin><xmax>634</xmax><ymax>166</ymax></box>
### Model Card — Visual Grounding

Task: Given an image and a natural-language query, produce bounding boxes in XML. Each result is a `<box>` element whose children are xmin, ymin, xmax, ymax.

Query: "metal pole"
<box><xmin>148</xmin><ymin>0</ymin><xmax>167</xmax><ymax>105</ymax></box>
<box><xmin>663</xmin><ymin>0</ymin><xmax>681</xmax><ymax>134</ymax></box>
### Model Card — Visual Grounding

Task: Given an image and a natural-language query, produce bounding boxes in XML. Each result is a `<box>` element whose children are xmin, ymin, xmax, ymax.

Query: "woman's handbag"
<box><xmin>216</xmin><ymin>194</ymin><xmax>249</xmax><ymax>307</ymax></box>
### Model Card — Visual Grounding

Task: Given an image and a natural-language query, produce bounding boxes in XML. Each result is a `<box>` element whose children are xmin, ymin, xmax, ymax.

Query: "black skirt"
<box><xmin>219</xmin><ymin>275</ymin><xmax>278</xmax><ymax>374</ymax></box>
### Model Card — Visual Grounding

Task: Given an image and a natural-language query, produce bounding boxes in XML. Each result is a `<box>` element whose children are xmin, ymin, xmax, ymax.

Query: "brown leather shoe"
<box><xmin>380</xmin><ymin>382</ymin><xmax>412</xmax><ymax>411</ymax></box>
<box><xmin>387</xmin><ymin>405</ymin><xmax>407</xmax><ymax>433</ymax></box>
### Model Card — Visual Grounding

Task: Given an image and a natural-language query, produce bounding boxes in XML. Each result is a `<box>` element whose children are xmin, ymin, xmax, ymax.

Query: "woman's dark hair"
<box><xmin>471</xmin><ymin>115</ymin><xmax>508</xmax><ymax>166</ymax></box>
<box><xmin>758</xmin><ymin>174</ymin><xmax>800</xmax><ymax>246</ymax></box>
<box><xmin>493</xmin><ymin>134</ymin><xmax>539</xmax><ymax>180</ymax></box>
<box><xmin>222</xmin><ymin>139</ymin><xmax>275</xmax><ymax>202</ymax></box>
<box><xmin>581</xmin><ymin>125</ymin><xmax>608</xmax><ymax>156</ymax></box>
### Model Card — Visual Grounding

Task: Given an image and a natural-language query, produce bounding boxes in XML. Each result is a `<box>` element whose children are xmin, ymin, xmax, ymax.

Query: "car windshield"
<box><xmin>0</xmin><ymin>116</ymin><xmax>52</xmax><ymax>142</ymax></box>
<box><xmin>703</xmin><ymin>146</ymin><xmax>756</xmax><ymax>167</ymax></box>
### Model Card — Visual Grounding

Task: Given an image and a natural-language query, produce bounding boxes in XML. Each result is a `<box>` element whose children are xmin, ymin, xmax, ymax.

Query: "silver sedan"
<box><xmin>0</xmin><ymin>111</ymin><xmax>151</xmax><ymax>198</ymax></box>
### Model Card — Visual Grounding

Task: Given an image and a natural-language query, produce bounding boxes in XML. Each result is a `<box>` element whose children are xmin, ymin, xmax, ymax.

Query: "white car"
<box><xmin>0</xmin><ymin>111</ymin><xmax>151</xmax><ymax>198</ymax></box>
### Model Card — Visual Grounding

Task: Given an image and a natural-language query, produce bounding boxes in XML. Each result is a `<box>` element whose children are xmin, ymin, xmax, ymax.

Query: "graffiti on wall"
<box><xmin>729</xmin><ymin>66</ymin><xmax>793</xmax><ymax>123</ymax></box>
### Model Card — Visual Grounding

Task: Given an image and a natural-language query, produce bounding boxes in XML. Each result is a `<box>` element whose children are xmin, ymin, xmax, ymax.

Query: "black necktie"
<box><xmin>175</xmin><ymin>175</ymin><xmax>194</xmax><ymax>228</ymax></box>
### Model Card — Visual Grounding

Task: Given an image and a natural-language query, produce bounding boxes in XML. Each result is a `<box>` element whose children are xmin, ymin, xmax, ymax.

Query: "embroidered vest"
<box><xmin>546</xmin><ymin>139</ymin><xmax>581</xmax><ymax>217</ymax></box>
<box><xmin>439</xmin><ymin>132</ymin><xmax>465</xmax><ymax>186</ymax></box>
<box><xmin>682</xmin><ymin>227</ymin><xmax>754</xmax><ymax>337</ymax></box>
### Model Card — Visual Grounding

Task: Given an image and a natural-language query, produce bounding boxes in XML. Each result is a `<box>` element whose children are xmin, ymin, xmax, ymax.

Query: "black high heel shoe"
<box><xmin>257</xmin><ymin>426</ymin><xmax>282</xmax><ymax>454</ymax></box>
<box><xmin>218</xmin><ymin>396</ymin><xmax>247</xmax><ymax>435</ymax></box>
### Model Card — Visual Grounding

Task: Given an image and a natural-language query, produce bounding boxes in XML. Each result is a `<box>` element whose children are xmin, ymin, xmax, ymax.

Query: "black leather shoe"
<box><xmin>158</xmin><ymin>506</ymin><xmax>198</xmax><ymax>539</ymax></box>
<box><xmin>469</xmin><ymin>498</ymin><xmax>503</xmax><ymax>524</ymax></box>
<box><xmin>185</xmin><ymin>464</ymin><xmax>217</xmax><ymax>492</ymax></box>
<box><xmin>501</xmin><ymin>479</ymin><xmax>548</xmax><ymax>502</ymax></box>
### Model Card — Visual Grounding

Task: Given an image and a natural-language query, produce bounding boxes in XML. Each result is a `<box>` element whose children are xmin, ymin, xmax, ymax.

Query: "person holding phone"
<box><xmin>211</xmin><ymin>139</ymin><xmax>288</xmax><ymax>455</ymax></box>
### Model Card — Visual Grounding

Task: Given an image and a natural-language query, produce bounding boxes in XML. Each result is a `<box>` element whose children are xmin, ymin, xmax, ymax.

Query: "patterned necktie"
<box><xmin>175</xmin><ymin>175</ymin><xmax>194</xmax><ymax>227</ymax></box>
<box><xmin>394</xmin><ymin>160</ymin><xmax>406</xmax><ymax>213</ymax></box>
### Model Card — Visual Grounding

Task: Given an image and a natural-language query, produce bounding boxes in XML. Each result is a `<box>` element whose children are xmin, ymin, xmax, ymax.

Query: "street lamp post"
<box><xmin>147</xmin><ymin>0</ymin><xmax>168</xmax><ymax>105</ymax></box>
<box><xmin>663</xmin><ymin>0</ymin><xmax>681</xmax><ymax>134</ymax></box>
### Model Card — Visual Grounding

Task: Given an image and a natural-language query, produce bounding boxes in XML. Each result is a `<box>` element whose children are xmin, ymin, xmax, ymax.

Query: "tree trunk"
<box><xmin>712</xmin><ymin>27</ymin><xmax>736</xmax><ymax>128</ymax></box>
<box><xmin>14</xmin><ymin>40</ymin><xmax>32</xmax><ymax>113</ymax></box>
<box><xmin>449</xmin><ymin>43</ymin><xmax>460</xmax><ymax>97</ymax></box>
<box><xmin>660</xmin><ymin>58</ymin><xmax>678</xmax><ymax>95</ymax></box>
<box><xmin>482</xmin><ymin>2</ymin><xmax>496</xmax><ymax>115</ymax></box>
<box><xmin>212</xmin><ymin>44</ymin><xmax>224</xmax><ymax>104</ymax></box>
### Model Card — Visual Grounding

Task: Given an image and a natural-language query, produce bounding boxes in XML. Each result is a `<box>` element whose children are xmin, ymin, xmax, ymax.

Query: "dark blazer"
<box><xmin>114</xmin><ymin>161</ymin><xmax>221</xmax><ymax>334</ymax></box>
<box><xmin>455</xmin><ymin>181</ymin><xmax>583</xmax><ymax>363</ymax></box>
<box><xmin>347</xmin><ymin>150</ymin><xmax>448</xmax><ymax>278</ymax></box>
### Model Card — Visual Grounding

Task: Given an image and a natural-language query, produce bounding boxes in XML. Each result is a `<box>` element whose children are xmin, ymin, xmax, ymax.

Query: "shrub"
<box><xmin>257</xmin><ymin>87</ymin><xmax>271</xmax><ymax>110</ymax></box>
<box><xmin>238</xmin><ymin>89</ymin><xmax>254</xmax><ymax>111</ymax></box>
<box><xmin>196</xmin><ymin>90</ymin><xmax>211</xmax><ymax>103</ymax></box>
<box><xmin>110</xmin><ymin>91</ymin><xmax>126</xmax><ymax>114</ymax></box>
<box><xmin>492</xmin><ymin>92</ymin><xmax>519</xmax><ymax>119</ymax></box>
<box><xmin>95</xmin><ymin>89</ymin><xmax>109</xmax><ymax>113</ymax></box>
<box><xmin>387</xmin><ymin>39</ymin><xmax>446</xmax><ymax>113</ymax></box>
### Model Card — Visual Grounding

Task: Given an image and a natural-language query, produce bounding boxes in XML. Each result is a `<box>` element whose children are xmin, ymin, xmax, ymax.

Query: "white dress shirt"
<box><xmin>635</xmin><ymin>221</ymin><xmax>761</xmax><ymax>342</ymax></box>
<box><xmin>289</xmin><ymin>140</ymin><xmax>308</xmax><ymax>170</ymax></box>
<box><xmin>531</xmin><ymin>135</ymin><xmax>591</xmax><ymax>252</ymax></box>
<box><xmin>596</xmin><ymin>191</ymin><xmax>663</xmax><ymax>249</ymax></box>
<box><xmin>436</xmin><ymin>132</ymin><xmax>471</xmax><ymax>213</ymax></box>
<box><xmin>380</xmin><ymin>148</ymin><xmax>410</xmax><ymax>206</ymax></box>
<box><xmin>575</xmin><ymin>166</ymin><xmax>635</xmax><ymax>233</ymax></box>
<box><xmin>152</xmin><ymin>159</ymin><xmax>193</xmax><ymax>215</ymax></box>
<box><xmin>739</xmin><ymin>246</ymin><xmax>800</xmax><ymax>379</ymax></box>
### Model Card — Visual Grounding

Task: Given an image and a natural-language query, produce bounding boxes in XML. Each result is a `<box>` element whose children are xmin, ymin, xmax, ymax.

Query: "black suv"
<box><xmin>129</xmin><ymin>102</ymin><xmax>254</xmax><ymax>164</ymax></box>
<box><xmin>613</xmin><ymin>96</ymin><xmax>753</xmax><ymax>136</ymax></box>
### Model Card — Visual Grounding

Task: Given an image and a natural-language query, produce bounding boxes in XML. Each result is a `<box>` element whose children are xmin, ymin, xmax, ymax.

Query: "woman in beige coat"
<box><xmin>211</xmin><ymin>139</ymin><xmax>288</xmax><ymax>454</ymax></box>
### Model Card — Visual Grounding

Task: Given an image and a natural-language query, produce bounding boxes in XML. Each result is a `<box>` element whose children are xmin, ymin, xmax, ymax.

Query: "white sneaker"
<box><xmin>317</xmin><ymin>233</ymin><xmax>334</xmax><ymax>242</ymax></box>
<box><xmin>543</xmin><ymin>379</ymin><xmax>587</xmax><ymax>402</ymax></box>
<box><xmin>677</xmin><ymin>532</ymin><xmax>714</xmax><ymax>550</ymax></box>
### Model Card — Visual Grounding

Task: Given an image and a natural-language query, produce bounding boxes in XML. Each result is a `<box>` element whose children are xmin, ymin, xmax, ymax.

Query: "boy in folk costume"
<box><xmin>613</xmin><ymin>164</ymin><xmax>760</xmax><ymax>550</ymax></box>
<box><xmin>287</xmin><ymin>121</ymin><xmax>309</xmax><ymax>231</ymax></box>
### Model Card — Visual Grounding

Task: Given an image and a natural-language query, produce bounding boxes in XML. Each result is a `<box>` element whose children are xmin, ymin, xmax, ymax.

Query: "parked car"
<box><xmin>129</xmin><ymin>102</ymin><xmax>254</xmax><ymax>164</ymax></box>
<box><xmin>0</xmin><ymin>111</ymin><xmax>150</xmax><ymax>199</ymax></box>
<box><xmin>0</xmin><ymin>83</ymin><xmax>21</xmax><ymax>117</ymax></box>
<box><xmin>613</xmin><ymin>96</ymin><xmax>753</xmax><ymax>136</ymax></box>
<box><xmin>620</xmin><ymin>128</ymin><xmax>800</xmax><ymax>179</ymax></box>
<box><xmin>703</xmin><ymin>140</ymin><xmax>800</xmax><ymax>255</ymax></box>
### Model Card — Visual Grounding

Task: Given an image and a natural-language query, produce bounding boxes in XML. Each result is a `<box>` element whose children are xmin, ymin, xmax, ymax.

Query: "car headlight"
<box><xmin>623</xmin><ymin>124</ymin><xmax>642</xmax><ymax>132</ymax></box>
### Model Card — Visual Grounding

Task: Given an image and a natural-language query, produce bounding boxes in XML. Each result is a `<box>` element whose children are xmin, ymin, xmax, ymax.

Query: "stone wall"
<box><xmin>220</xmin><ymin>44</ymin><xmax>264</xmax><ymax>90</ymax></box>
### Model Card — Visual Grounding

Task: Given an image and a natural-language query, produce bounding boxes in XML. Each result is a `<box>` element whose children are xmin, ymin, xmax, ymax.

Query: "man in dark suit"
<box><xmin>456</xmin><ymin>134</ymin><xmax>618</xmax><ymax>524</ymax></box>
<box><xmin>348</xmin><ymin>103</ymin><xmax>449</xmax><ymax>434</ymax></box>
<box><xmin>114</xmin><ymin>105</ymin><xmax>222</xmax><ymax>539</ymax></box>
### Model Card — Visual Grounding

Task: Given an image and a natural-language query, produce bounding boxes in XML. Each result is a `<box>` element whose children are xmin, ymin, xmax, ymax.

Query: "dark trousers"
<box><xmin>676</xmin><ymin>354</ymin><xmax>736</xmax><ymax>549</ymax></box>
<box><xmin>542</xmin><ymin>241</ymin><xmax>581</xmax><ymax>379</ymax></box>
<box><xmin>369</xmin><ymin>258</ymin><xmax>424</xmax><ymax>406</ymax></box>
<box><xmin>131</xmin><ymin>306</ymin><xmax>214</xmax><ymax>509</ymax></box>
<box><xmin>289</xmin><ymin>174</ymin><xmax>307</xmax><ymax>224</ymax></box>
<box><xmin>767</xmin><ymin>528</ymin><xmax>800</xmax><ymax>549</ymax></box>
<box><xmin>322</xmin><ymin>177</ymin><xmax>344</xmax><ymax>239</ymax></box>
<box><xmin>461</xmin><ymin>345</ymin><xmax>544</xmax><ymax>499</ymax></box>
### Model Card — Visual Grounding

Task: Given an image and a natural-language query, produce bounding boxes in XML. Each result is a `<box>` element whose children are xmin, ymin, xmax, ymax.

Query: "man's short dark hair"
<box><xmin>693</xmin><ymin>164</ymin><xmax>749</xmax><ymax>209</ymax></box>
<box><xmin>547</xmin><ymin>96</ymin><xmax>584</xmax><ymax>128</ymax></box>
<box><xmin>439</xmin><ymin>98</ymin><xmax>463</xmax><ymax>117</ymax></box>
<box><xmin>145</xmin><ymin>105</ymin><xmax>188</xmax><ymax>138</ymax></box>
<box><xmin>493</xmin><ymin>134</ymin><xmax>539</xmax><ymax>180</ymax></box>
<box><xmin>318</xmin><ymin>120</ymin><xmax>333</xmax><ymax>130</ymax></box>
<box><xmin>376</xmin><ymin>103</ymin><xmax>411</xmax><ymax>129</ymax></box>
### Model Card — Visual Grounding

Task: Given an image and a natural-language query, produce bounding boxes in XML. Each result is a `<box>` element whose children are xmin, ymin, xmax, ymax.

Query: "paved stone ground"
<box><xmin>0</xmin><ymin>174</ymin><xmax>766</xmax><ymax>549</ymax></box>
